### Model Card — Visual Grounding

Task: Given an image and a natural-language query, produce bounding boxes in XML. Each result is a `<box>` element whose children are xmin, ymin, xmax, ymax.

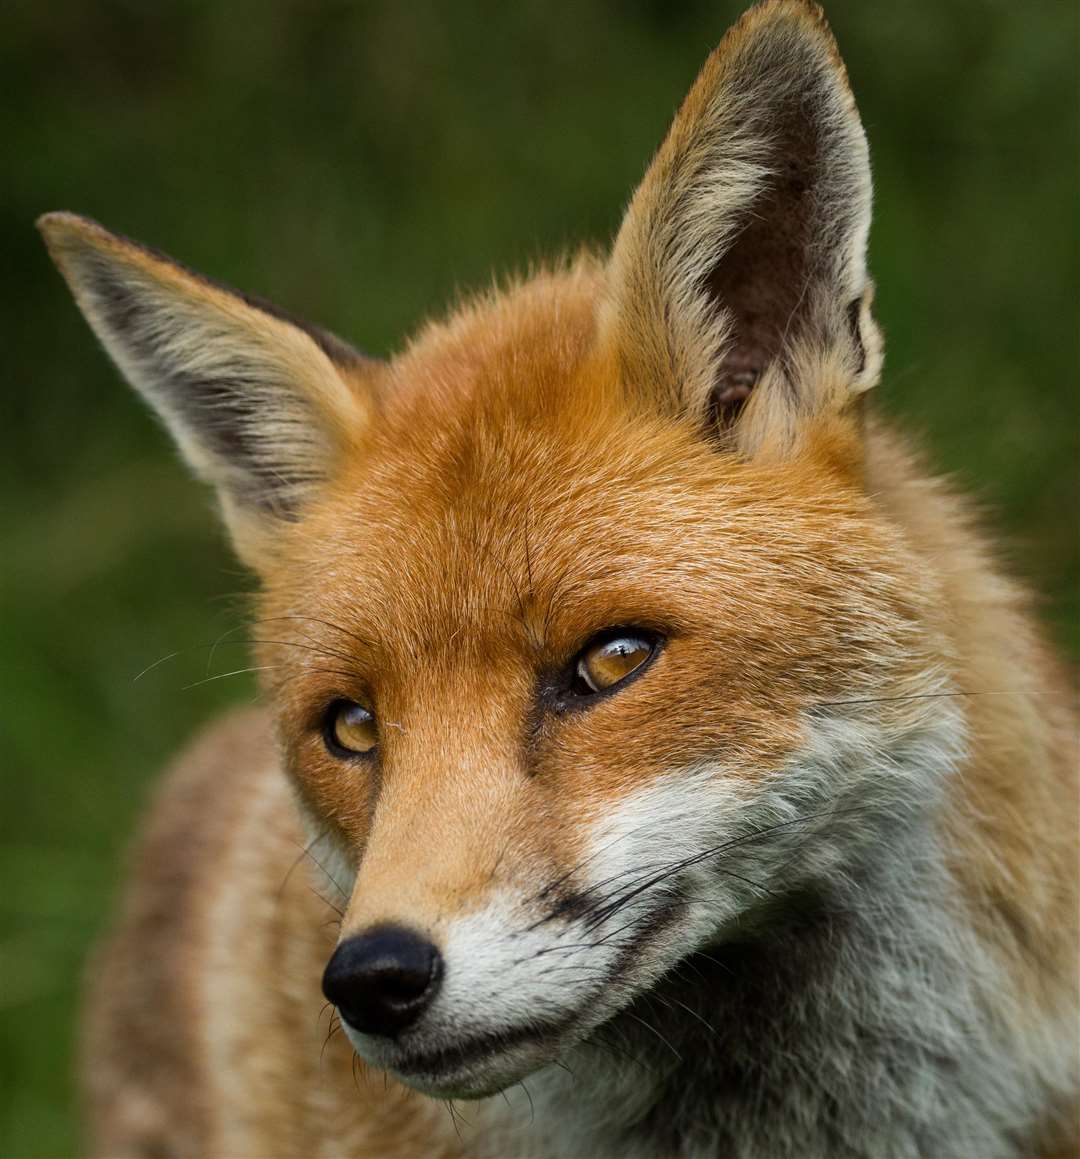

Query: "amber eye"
<box><xmin>573</xmin><ymin>632</ymin><xmax>657</xmax><ymax>695</ymax></box>
<box><xmin>324</xmin><ymin>700</ymin><xmax>378</xmax><ymax>757</ymax></box>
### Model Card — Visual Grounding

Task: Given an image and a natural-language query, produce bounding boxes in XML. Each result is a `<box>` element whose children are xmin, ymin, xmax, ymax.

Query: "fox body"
<box><xmin>41</xmin><ymin>3</ymin><xmax>1077</xmax><ymax>1157</ymax></box>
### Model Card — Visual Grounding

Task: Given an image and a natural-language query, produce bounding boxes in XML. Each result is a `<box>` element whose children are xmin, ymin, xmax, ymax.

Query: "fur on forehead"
<box><xmin>41</xmin><ymin>0</ymin><xmax>882</xmax><ymax>581</ymax></box>
<box><xmin>259</xmin><ymin>265</ymin><xmax>912</xmax><ymax>677</ymax></box>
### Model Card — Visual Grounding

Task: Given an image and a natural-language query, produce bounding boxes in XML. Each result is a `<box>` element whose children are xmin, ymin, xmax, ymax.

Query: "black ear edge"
<box><xmin>38</xmin><ymin>210</ymin><xmax>379</xmax><ymax>527</ymax></box>
<box><xmin>37</xmin><ymin>211</ymin><xmax>381</xmax><ymax>372</ymax></box>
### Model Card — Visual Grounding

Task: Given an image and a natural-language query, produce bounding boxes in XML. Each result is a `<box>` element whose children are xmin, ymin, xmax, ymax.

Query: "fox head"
<box><xmin>42</xmin><ymin>1</ymin><xmax>962</xmax><ymax>1101</ymax></box>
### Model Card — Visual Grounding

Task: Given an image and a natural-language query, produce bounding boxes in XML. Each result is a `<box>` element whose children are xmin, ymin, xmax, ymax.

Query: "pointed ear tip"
<box><xmin>743</xmin><ymin>0</ymin><xmax>830</xmax><ymax>29</ymax></box>
<box><xmin>38</xmin><ymin>210</ymin><xmax>84</xmax><ymax>235</ymax></box>
<box><xmin>733</xmin><ymin>0</ymin><xmax>840</xmax><ymax>53</ymax></box>
<box><xmin>722</xmin><ymin>0</ymin><xmax>853</xmax><ymax>106</ymax></box>
<box><xmin>37</xmin><ymin>211</ymin><xmax>110</xmax><ymax>259</ymax></box>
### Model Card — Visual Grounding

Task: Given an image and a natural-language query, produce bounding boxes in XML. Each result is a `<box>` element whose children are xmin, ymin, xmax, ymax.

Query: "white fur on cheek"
<box><xmin>335</xmin><ymin>767</ymin><xmax>741</xmax><ymax>1084</ymax></box>
<box><xmin>335</xmin><ymin>701</ymin><xmax>974</xmax><ymax>1118</ymax></box>
<box><xmin>434</xmin><ymin>766</ymin><xmax>743</xmax><ymax>1034</ymax></box>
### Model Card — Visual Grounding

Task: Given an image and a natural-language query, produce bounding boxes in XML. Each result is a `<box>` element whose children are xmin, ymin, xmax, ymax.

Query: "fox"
<box><xmin>38</xmin><ymin>2</ymin><xmax>1077</xmax><ymax>1156</ymax></box>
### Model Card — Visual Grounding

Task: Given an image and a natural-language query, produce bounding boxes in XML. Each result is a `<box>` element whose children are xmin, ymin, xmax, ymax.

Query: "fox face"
<box><xmin>259</xmin><ymin>333</ymin><xmax>957</xmax><ymax>1099</ymax></box>
<box><xmin>41</xmin><ymin>0</ymin><xmax>965</xmax><ymax>1102</ymax></box>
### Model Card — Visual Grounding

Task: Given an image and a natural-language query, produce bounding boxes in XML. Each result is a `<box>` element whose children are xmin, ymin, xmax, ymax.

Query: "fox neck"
<box><xmin>494</xmin><ymin>833</ymin><xmax>1034</xmax><ymax>1159</ymax></box>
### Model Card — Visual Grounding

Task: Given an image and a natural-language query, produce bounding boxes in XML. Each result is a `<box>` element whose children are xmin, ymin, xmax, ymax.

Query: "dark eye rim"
<box><xmin>321</xmin><ymin>697</ymin><xmax>379</xmax><ymax>760</ymax></box>
<box><xmin>551</xmin><ymin>625</ymin><xmax>666</xmax><ymax>714</ymax></box>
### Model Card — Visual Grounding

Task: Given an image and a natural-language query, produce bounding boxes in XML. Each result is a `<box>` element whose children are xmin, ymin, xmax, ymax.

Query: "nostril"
<box><xmin>322</xmin><ymin>924</ymin><xmax>443</xmax><ymax>1038</ymax></box>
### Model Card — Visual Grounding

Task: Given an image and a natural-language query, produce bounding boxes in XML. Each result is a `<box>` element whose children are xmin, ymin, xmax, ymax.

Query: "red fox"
<box><xmin>40</xmin><ymin>2</ymin><xmax>1077</xmax><ymax>1156</ymax></box>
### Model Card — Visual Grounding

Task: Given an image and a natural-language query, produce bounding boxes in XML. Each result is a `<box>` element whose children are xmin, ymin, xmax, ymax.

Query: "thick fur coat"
<box><xmin>41</xmin><ymin>2</ymin><xmax>1077</xmax><ymax>1156</ymax></box>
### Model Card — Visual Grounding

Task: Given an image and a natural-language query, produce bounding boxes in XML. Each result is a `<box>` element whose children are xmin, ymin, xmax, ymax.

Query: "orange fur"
<box><xmin>40</xmin><ymin>2</ymin><xmax>1077</xmax><ymax>1155</ymax></box>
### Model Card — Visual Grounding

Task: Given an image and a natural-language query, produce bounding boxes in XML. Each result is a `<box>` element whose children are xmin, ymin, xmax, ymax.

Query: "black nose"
<box><xmin>322</xmin><ymin>925</ymin><xmax>443</xmax><ymax>1038</ymax></box>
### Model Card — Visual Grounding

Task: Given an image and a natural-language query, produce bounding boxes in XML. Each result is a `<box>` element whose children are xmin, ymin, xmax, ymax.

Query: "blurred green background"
<box><xmin>2</xmin><ymin>1</ymin><xmax>1077</xmax><ymax>1154</ymax></box>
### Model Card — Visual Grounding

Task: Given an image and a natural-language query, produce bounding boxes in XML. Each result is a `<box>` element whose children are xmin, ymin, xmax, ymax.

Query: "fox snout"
<box><xmin>322</xmin><ymin>925</ymin><xmax>443</xmax><ymax>1038</ymax></box>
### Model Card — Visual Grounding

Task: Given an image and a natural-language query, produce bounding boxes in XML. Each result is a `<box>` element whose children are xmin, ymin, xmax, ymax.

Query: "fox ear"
<box><xmin>38</xmin><ymin>212</ymin><xmax>378</xmax><ymax>567</ymax></box>
<box><xmin>604</xmin><ymin>0</ymin><xmax>881</xmax><ymax>456</ymax></box>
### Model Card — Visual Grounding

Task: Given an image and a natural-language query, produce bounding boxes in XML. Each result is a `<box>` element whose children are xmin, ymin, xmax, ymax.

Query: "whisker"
<box><xmin>132</xmin><ymin>650</ymin><xmax>184</xmax><ymax>683</ymax></box>
<box><xmin>257</xmin><ymin>614</ymin><xmax>375</xmax><ymax>650</ymax></box>
<box><xmin>518</xmin><ymin>1080</ymin><xmax>535</xmax><ymax>1125</ymax></box>
<box><xmin>689</xmin><ymin>949</ymin><xmax>736</xmax><ymax>977</ymax></box>
<box><xmin>282</xmin><ymin>832</ymin><xmax>351</xmax><ymax>905</ymax></box>
<box><xmin>576</xmin><ymin>806</ymin><xmax>872</xmax><ymax>930</ymax></box>
<box><xmin>444</xmin><ymin>1099</ymin><xmax>466</xmax><ymax>1140</ymax></box>
<box><xmin>279</xmin><ymin>836</ymin><xmax>324</xmax><ymax>901</ymax></box>
<box><xmin>714</xmin><ymin>866</ymin><xmax>783</xmax><ymax>900</ymax></box>
<box><xmin>521</xmin><ymin>501</ymin><xmax>543</xmax><ymax>651</ymax></box>
<box><xmin>623</xmin><ymin>1010</ymin><xmax>683</xmax><ymax>1062</ymax></box>
<box><xmin>181</xmin><ymin>665</ymin><xmax>277</xmax><ymax>690</ymax></box>
<box><xmin>528</xmin><ymin>817</ymin><xmax>671</xmax><ymax>909</ymax></box>
<box><xmin>204</xmin><ymin>620</ymin><xmax>249</xmax><ymax>676</ymax></box>
<box><xmin>583</xmin><ymin>1026</ymin><xmax>651</xmax><ymax>1072</ymax></box>
<box><xmin>131</xmin><ymin>614</ymin><xmax>371</xmax><ymax>687</ymax></box>
<box><xmin>309</xmin><ymin>886</ymin><xmax>345</xmax><ymax>918</ymax></box>
<box><xmin>464</xmin><ymin>527</ymin><xmax>530</xmax><ymax>637</ymax></box>
<box><xmin>817</xmin><ymin>688</ymin><xmax>1050</xmax><ymax>709</ymax></box>
<box><xmin>646</xmin><ymin>990</ymin><xmax>717</xmax><ymax>1037</ymax></box>
<box><xmin>245</xmin><ymin>637</ymin><xmax>359</xmax><ymax>666</ymax></box>
<box><xmin>321</xmin><ymin>1020</ymin><xmax>343</xmax><ymax>1063</ymax></box>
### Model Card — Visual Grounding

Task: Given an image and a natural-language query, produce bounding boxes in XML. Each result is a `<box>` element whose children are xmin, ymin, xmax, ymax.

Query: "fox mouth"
<box><xmin>390</xmin><ymin>1020</ymin><xmax>564</xmax><ymax>1089</ymax></box>
<box><xmin>365</xmin><ymin>901</ymin><xmax>690</xmax><ymax>1098</ymax></box>
<box><xmin>364</xmin><ymin>1017</ymin><xmax>575</xmax><ymax>1099</ymax></box>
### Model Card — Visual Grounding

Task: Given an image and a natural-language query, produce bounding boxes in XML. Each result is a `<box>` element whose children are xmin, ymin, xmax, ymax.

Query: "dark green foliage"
<box><xmin>1</xmin><ymin>3</ymin><xmax>1076</xmax><ymax>1153</ymax></box>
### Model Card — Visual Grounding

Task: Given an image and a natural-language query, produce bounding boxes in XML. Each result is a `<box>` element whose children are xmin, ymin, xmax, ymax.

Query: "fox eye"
<box><xmin>572</xmin><ymin>632</ymin><xmax>658</xmax><ymax>695</ymax></box>
<box><xmin>324</xmin><ymin>700</ymin><xmax>378</xmax><ymax>757</ymax></box>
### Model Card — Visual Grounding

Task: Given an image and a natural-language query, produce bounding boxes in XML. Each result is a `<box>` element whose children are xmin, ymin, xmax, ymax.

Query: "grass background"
<box><xmin>2</xmin><ymin>2</ymin><xmax>1076</xmax><ymax>1154</ymax></box>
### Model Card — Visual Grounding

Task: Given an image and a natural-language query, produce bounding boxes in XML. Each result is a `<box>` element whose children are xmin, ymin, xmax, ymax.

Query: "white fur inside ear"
<box><xmin>604</xmin><ymin>2</ymin><xmax>879</xmax><ymax>441</ymax></box>
<box><xmin>39</xmin><ymin>214</ymin><xmax>369</xmax><ymax>562</ymax></box>
<box><xmin>111</xmin><ymin>269</ymin><xmax>353</xmax><ymax>510</ymax></box>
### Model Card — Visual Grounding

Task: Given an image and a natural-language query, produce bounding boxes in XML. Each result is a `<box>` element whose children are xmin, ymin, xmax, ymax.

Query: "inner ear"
<box><xmin>39</xmin><ymin>211</ymin><xmax>383</xmax><ymax>567</ymax></box>
<box><xmin>604</xmin><ymin>1</ymin><xmax>878</xmax><ymax>448</ymax></box>
<box><xmin>707</xmin><ymin>93</ymin><xmax>821</xmax><ymax>426</ymax></box>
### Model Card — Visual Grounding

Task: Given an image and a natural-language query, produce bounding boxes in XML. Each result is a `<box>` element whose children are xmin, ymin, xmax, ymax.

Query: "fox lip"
<box><xmin>392</xmin><ymin>1021</ymin><xmax>558</xmax><ymax>1082</ymax></box>
<box><xmin>372</xmin><ymin>1019</ymin><xmax>570</xmax><ymax>1098</ymax></box>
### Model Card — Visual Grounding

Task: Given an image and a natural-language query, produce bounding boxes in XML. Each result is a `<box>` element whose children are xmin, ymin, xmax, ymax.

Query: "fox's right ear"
<box><xmin>603</xmin><ymin>0</ymin><xmax>881</xmax><ymax>459</ymax></box>
<box><xmin>38</xmin><ymin>212</ymin><xmax>380</xmax><ymax>569</ymax></box>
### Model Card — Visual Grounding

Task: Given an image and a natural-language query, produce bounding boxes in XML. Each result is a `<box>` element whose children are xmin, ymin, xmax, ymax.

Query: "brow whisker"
<box><xmin>258</xmin><ymin>614</ymin><xmax>375</xmax><ymax>650</ymax></box>
<box><xmin>181</xmin><ymin>665</ymin><xmax>277</xmax><ymax>690</ymax></box>
<box><xmin>132</xmin><ymin>650</ymin><xmax>185</xmax><ymax>683</ymax></box>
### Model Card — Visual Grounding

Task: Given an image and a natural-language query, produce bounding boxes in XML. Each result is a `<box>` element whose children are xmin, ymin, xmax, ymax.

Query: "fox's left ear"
<box><xmin>38</xmin><ymin>213</ymin><xmax>379</xmax><ymax>569</ymax></box>
<box><xmin>604</xmin><ymin>0</ymin><xmax>882</xmax><ymax>456</ymax></box>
